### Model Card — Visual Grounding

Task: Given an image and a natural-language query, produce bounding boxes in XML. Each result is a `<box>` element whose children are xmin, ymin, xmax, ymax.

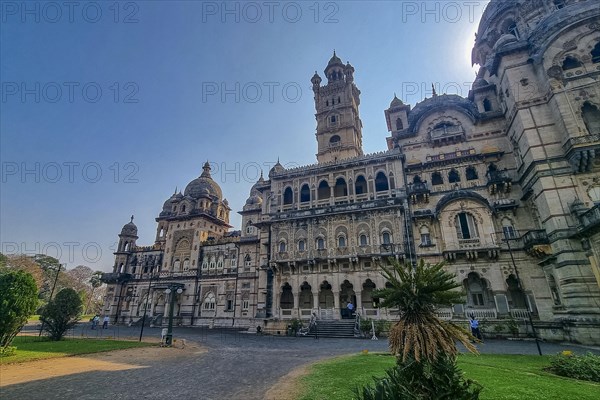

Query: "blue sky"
<box><xmin>1</xmin><ymin>1</ymin><xmax>488</xmax><ymax>270</ymax></box>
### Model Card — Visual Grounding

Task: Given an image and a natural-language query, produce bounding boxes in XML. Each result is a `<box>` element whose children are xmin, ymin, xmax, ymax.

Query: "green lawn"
<box><xmin>1</xmin><ymin>336</ymin><xmax>152</xmax><ymax>364</ymax></box>
<box><xmin>298</xmin><ymin>353</ymin><xmax>600</xmax><ymax>400</ymax></box>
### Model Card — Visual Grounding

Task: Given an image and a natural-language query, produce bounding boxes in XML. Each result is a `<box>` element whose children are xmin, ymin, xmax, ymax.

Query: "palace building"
<box><xmin>103</xmin><ymin>0</ymin><xmax>600</xmax><ymax>344</ymax></box>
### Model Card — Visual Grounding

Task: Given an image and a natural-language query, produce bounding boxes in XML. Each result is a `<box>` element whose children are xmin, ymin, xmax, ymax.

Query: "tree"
<box><xmin>356</xmin><ymin>259</ymin><xmax>481</xmax><ymax>399</ymax></box>
<box><xmin>86</xmin><ymin>271</ymin><xmax>104</xmax><ymax>314</ymax></box>
<box><xmin>0</xmin><ymin>270</ymin><xmax>39</xmax><ymax>349</ymax></box>
<box><xmin>40</xmin><ymin>288</ymin><xmax>82</xmax><ymax>341</ymax></box>
<box><xmin>1</xmin><ymin>254</ymin><xmax>44</xmax><ymax>288</ymax></box>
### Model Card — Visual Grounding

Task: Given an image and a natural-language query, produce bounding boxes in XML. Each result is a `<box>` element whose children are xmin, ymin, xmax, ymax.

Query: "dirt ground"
<box><xmin>263</xmin><ymin>363</ymin><xmax>313</xmax><ymax>400</ymax></box>
<box><xmin>0</xmin><ymin>342</ymin><xmax>205</xmax><ymax>387</ymax></box>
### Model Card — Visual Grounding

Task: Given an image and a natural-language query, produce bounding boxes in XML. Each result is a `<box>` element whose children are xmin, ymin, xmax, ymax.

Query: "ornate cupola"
<box><xmin>313</xmin><ymin>52</ymin><xmax>363</xmax><ymax>163</ymax></box>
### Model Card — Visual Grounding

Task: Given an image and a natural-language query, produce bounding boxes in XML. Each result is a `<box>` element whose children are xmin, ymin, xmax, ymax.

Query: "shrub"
<box><xmin>354</xmin><ymin>354</ymin><xmax>482</xmax><ymax>400</ymax></box>
<box><xmin>547</xmin><ymin>352</ymin><xmax>600</xmax><ymax>383</ymax></box>
<box><xmin>0</xmin><ymin>346</ymin><xmax>17</xmax><ymax>357</ymax></box>
<box><xmin>40</xmin><ymin>288</ymin><xmax>82</xmax><ymax>341</ymax></box>
<box><xmin>0</xmin><ymin>270</ymin><xmax>39</xmax><ymax>349</ymax></box>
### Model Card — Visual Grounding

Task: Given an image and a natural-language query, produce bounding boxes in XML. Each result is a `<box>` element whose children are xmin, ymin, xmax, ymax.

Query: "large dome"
<box><xmin>184</xmin><ymin>162</ymin><xmax>223</xmax><ymax>200</ymax></box>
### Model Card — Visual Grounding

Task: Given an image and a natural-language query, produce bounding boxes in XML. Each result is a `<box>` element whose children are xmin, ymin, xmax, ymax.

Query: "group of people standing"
<box><xmin>91</xmin><ymin>315</ymin><xmax>110</xmax><ymax>329</ymax></box>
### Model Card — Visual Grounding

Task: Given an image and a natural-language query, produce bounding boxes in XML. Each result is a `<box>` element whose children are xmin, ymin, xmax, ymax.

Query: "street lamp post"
<box><xmin>503</xmin><ymin>232</ymin><xmax>543</xmax><ymax>356</ymax></box>
<box><xmin>164</xmin><ymin>284</ymin><xmax>184</xmax><ymax>346</ymax></box>
<box><xmin>139</xmin><ymin>269</ymin><xmax>156</xmax><ymax>342</ymax></box>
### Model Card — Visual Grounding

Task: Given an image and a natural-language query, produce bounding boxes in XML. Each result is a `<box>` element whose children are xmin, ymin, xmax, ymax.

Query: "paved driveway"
<box><xmin>3</xmin><ymin>325</ymin><xmax>597</xmax><ymax>400</ymax></box>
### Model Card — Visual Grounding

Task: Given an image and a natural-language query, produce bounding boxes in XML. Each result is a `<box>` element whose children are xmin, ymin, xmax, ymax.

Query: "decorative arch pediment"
<box><xmin>435</xmin><ymin>190</ymin><xmax>492</xmax><ymax>216</ymax></box>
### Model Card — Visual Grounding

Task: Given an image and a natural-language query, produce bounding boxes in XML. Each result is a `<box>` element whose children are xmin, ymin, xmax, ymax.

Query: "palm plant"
<box><xmin>373</xmin><ymin>258</ymin><xmax>477</xmax><ymax>362</ymax></box>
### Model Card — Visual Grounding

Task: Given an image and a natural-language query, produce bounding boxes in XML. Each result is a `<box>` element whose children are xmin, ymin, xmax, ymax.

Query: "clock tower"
<box><xmin>312</xmin><ymin>52</ymin><xmax>363</xmax><ymax>163</ymax></box>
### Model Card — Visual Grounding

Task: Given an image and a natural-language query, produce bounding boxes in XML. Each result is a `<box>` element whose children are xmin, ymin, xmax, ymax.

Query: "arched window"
<box><xmin>562</xmin><ymin>56</ymin><xmax>582</xmax><ymax>71</ymax></box>
<box><xmin>501</xmin><ymin>218</ymin><xmax>517</xmax><ymax>239</ymax></box>
<box><xmin>183</xmin><ymin>258</ymin><xmax>190</xmax><ymax>271</ymax></box>
<box><xmin>355</xmin><ymin>175</ymin><xmax>367</xmax><ymax>195</ymax></box>
<box><xmin>280</xmin><ymin>283</ymin><xmax>293</xmax><ymax>309</ymax></box>
<box><xmin>431</xmin><ymin>172</ymin><xmax>443</xmax><ymax>186</ymax></box>
<box><xmin>455</xmin><ymin>212</ymin><xmax>479</xmax><ymax>240</ymax></box>
<box><xmin>278</xmin><ymin>241</ymin><xmax>286</xmax><ymax>253</ymax></box>
<box><xmin>244</xmin><ymin>254</ymin><xmax>252</xmax><ymax>267</ymax></box>
<box><xmin>283</xmin><ymin>187</ymin><xmax>293</xmax><ymax>205</ymax></box>
<box><xmin>448</xmin><ymin>169</ymin><xmax>461</xmax><ymax>183</ymax></box>
<box><xmin>362</xmin><ymin>280</ymin><xmax>376</xmax><ymax>308</ymax></box>
<box><xmin>330</xmin><ymin>135</ymin><xmax>341</xmax><ymax>146</ymax></box>
<box><xmin>505</xmin><ymin>20</ymin><xmax>519</xmax><ymax>39</ymax></box>
<box><xmin>582</xmin><ymin>102</ymin><xmax>600</xmax><ymax>135</ymax></box>
<box><xmin>375</xmin><ymin>172</ymin><xmax>389</xmax><ymax>192</ymax></box>
<box><xmin>209</xmin><ymin>257</ymin><xmax>216</xmax><ymax>270</ymax></box>
<box><xmin>396</xmin><ymin>117</ymin><xmax>403</xmax><ymax>130</ymax></box>
<box><xmin>318</xmin><ymin>180</ymin><xmax>330</xmax><ymax>199</ymax></box>
<box><xmin>359</xmin><ymin>234</ymin><xmax>368</xmax><ymax>246</ymax></box>
<box><xmin>300</xmin><ymin>184</ymin><xmax>310</xmax><ymax>202</ymax></box>
<box><xmin>216</xmin><ymin>257</ymin><xmax>224</xmax><ymax>271</ymax></box>
<box><xmin>483</xmin><ymin>98</ymin><xmax>492</xmax><ymax>112</ymax></box>
<box><xmin>420</xmin><ymin>226</ymin><xmax>432</xmax><ymax>246</ymax></box>
<box><xmin>181</xmin><ymin>204</ymin><xmax>186</xmax><ymax>212</ymax></box>
<box><xmin>592</xmin><ymin>42</ymin><xmax>600</xmax><ymax>64</ymax></box>
<box><xmin>123</xmin><ymin>242</ymin><xmax>130</xmax><ymax>252</ymax></box>
<box><xmin>464</xmin><ymin>273</ymin><xmax>488</xmax><ymax>307</ymax></box>
<box><xmin>201</xmin><ymin>260</ymin><xmax>208</xmax><ymax>270</ymax></box>
<box><xmin>338</xmin><ymin>235</ymin><xmax>346</xmax><ymax>248</ymax></box>
<box><xmin>246</xmin><ymin>221</ymin><xmax>253</xmax><ymax>235</ymax></box>
<box><xmin>554</xmin><ymin>0</ymin><xmax>566</xmax><ymax>9</ymax></box>
<box><xmin>334</xmin><ymin>177</ymin><xmax>348</xmax><ymax>197</ymax></box>
<box><xmin>299</xmin><ymin>282</ymin><xmax>313</xmax><ymax>309</ymax></box>
<box><xmin>298</xmin><ymin>240</ymin><xmax>306</xmax><ymax>252</ymax></box>
<box><xmin>316</xmin><ymin>237</ymin><xmax>325</xmax><ymax>250</ymax></box>
<box><xmin>506</xmin><ymin>275</ymin><xmax>527</xmax><ymax>309</ymax></box>
<box><xmin>173</xmin><ymin>259</ymin><xmax>181</xmax><ymax>271</ymax></box>
<box><xmin>382</xmin><ymin>231</ymin><xmax>392</xmax><ymax>244</ymax></box>
<box><xmin>203</xmin><ymin>292</ymin><xmax>216</xmax><ymax>310</ymax></box>
<box><xmin>466</xmin><ymin>166</ymin><xmax>478</xmax><ymax>181</ymax></box>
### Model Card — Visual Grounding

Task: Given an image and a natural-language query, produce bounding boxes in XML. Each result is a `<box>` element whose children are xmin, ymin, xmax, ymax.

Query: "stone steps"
<box><xmin>303</xmin><ymin>319</ymin><xmax>358</xmax><ymax>338</ymax></box>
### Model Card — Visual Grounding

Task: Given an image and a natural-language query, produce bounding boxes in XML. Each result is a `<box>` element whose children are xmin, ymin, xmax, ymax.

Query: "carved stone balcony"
<box><xmin>521</xmin><ymin>230</ymin><xmax>552</xmax><ymax>258</ymax></box>
<box><xmin>407</xmin><ymin>182</ymin><xmax>430</xmax><ymax>204</ymax></box>
<box><xmin>578</xmin><ymin>204</ymin><xmax>600</xmax><ymax>236</ymax></box>
<box><xmin>314</xmin><ymin>249</ymin><xmax>328</xmax><ymax>260</ymax></box>
<box><xmin>486</xmin><ymin>170</ymin><xmax>512</xmax><ymax>194</ymax></box>
<box><xmin>563</xmin><ymin>134</ymin><xmax>600</xmax><ymax>173</ymax></box>
<box><xmin>101</xmin><ymin>272</ymin><xmax>132</xmax><ymax>284</ymax></box>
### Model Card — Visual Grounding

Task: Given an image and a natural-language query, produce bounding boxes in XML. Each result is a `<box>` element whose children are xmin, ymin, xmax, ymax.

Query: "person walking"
<box><xmin>91</xmin><ymin>315</ymin><xmax>99</xmax><ymax>329</ymax></box>
<box><xmin>347</xmin><ymin>301</ymin><xmax>355</xmax><ymax>318</ymax></box>
<box><xmin>102</xmin><ymin>316</ymin><xmax>109</xmax><ymax>329</ymax></box>
<box><xmin>469</xmin><ymin>315</ymin><xmax>483</xmax><ymax>342</ymax></box>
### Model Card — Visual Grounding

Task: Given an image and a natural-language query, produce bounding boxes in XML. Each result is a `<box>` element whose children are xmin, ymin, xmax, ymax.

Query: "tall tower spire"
<box><xmin>312</xmin><ymin>52</ymin><xmax>363</xmax><ymax>163</ymax></box>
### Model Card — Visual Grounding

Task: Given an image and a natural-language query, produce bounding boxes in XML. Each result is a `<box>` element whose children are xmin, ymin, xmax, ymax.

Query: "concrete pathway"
<box><xmin>2</xmin><ymin>325</ymin><xmax>597</xmax><ymax>400</ymax></box>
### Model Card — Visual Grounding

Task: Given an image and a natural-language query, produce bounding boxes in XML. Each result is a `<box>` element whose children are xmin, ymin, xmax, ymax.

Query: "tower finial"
<box><xmin>130</xmin><ymin>215</ymin><xmax>134</xmax><ymax>223</ymax></box>
<box><xmin>432</xmin><ymin>84</ymin><xmax>437</xmax><ymax>97</ymax></box>
<box><xmin>174</xmin><ymin>186</ymin><xmax>178</xmax><ymax>195</ymax></box>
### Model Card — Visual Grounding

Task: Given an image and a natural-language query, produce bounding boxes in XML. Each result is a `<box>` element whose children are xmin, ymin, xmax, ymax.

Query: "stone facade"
<box><xmin>103</xmin><ymin>0</ymin><xmax>600</xmax><ymax>344</ymax></box>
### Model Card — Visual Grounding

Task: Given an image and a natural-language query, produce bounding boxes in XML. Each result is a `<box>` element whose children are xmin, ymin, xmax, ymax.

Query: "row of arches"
<box><xmin>561</xmin><ymin>42</ymin><xmax>600</xmax><ymax>71</ymax></box>
<box><xmin>278</xmin><ymin>230</ymin><xmax>394</xmax><ymax>252</ymax></box>
<box><xmin>282</xmin><ymin>172</ymin><xmax>391</xmax><ymax>205</ymax></box>
<box><xmin>412</xmin><ymin>164</ymin><xmax>503</xmax><ymax>187</ymax></box>
<box><xmin>280</xmin><ymin>279</ymin><xmax>382</xmax><ymax>310</ymax></box>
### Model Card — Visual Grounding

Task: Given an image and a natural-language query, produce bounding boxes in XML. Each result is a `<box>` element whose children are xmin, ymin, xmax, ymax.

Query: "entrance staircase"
<box><xmin>304</xmin><ymin>319</ymin><xmax>357</xmax><ymax>339</ymax></box>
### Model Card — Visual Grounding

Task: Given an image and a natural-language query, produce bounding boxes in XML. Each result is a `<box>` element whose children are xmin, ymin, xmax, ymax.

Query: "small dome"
<box><xmin>481</xmin><ymin>145</ymin><xmax>501</xmax><ymax>154</ymax></box>
<box><xmin>184</xmin><ymin>162</ymin><xmax>223</xmax><ymax>200</ymax></box>
<box><xmin>245</xmin><ymin>194</ymin><xmax>263</xmax><ymax>206</ymax></box>
<box><xmin>311</xmin><ymin>71</ymin><xmax>322</xmax><ymax>84</ymax></box>
<box><xmin>390</xmin><ymin>95</ymin><xmax>404</xmax><ymax>108</ymax></box>
<box><xmin>269</xmin><ymin>160</ymin><xmax>285</xmax><ymax>178</ymax></box>
<box><xmin>327</xmin><ymin>51</ymin><xmax>343</xmax><ymax>67</ymax></box>
<box><xmin>493</xmin><ymin>34</ymin><xmax>518</xmax><ymax>51</ymax></box>
<box><xmin>121</xmin><ymin>216</ymin><xmax>138</xmax><ymax>236</ymax></box>
<box><xmin>473</xmin><ymin>78</ymin><xmax>489</xmax><ymax>88</ymax></box>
